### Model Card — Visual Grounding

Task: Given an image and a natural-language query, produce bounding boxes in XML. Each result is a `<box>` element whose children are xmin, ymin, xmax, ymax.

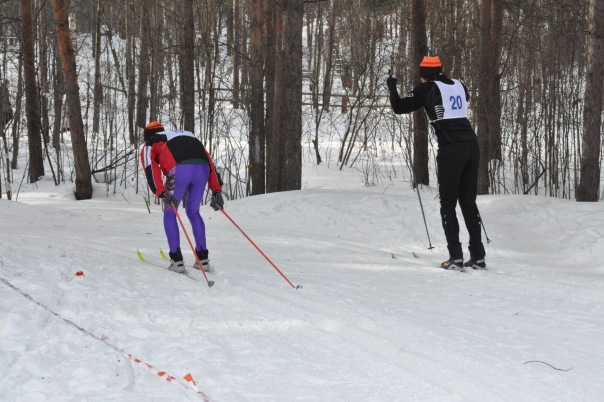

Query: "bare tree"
<box><xmin>0</xmin><ymin>79</ymin><xmax>13</xmax><ymax>199</ymax></box>
<box><xmin>248</xmin><ymin>0</ymin><xmax>266</xmax><ymax>195</ymax></box>
<box><xmin>53</xmin><ymin>0</ymin><xmax>93</xmax><ymax>200</ymax></box>
<box><xmin>126</xmin><ymin>0</ymin><xmax>137</xmax><ymax>144</ymax></box>
<box><xmin>135</xmin><ymin>0</ymin><xmax>150</xmax><ymax>131</ymax></box>
<box><xmin>21</xmin><ymin>0</ymin><xmax>44</xmax><ymax>182</ymax></box>
<box><xmin>266</xmin><ymin>0</ymin><xmax>304</xmax><ymax>192</ymax></box>
<box><xmin>11</xmin><ymin>54</ymin><xmax>23</xmax><ymax>171</ymax></box>
<box><xmin>411</xmin><ymin>0</ymin><xmax>429</xmax><ymax>187</ymax></box>
<box><xmin>92</xmin><ymin>0</ymin><xmax>102</xmax><ymax>138</ymax></box>
<box><xmin>182</xmin><ymin>0</ymin><xmax>195</xmax><ymax>132</ymax></box>
<box><xmin>0</xmin><ymin>0</ymin><xmax>599</xmax><ymax>203</ymax></box>
<box><xmin>476</xmin><ymin>0</ymin><xmax>503</xmax><ymax>194</ymax></box>
<box><xmin>577</xmin><ymin>0</ymin><xmax>604</xmax><ymax>201</ymax></box>
<box><xmin>232</xmin><ymin>0</ymin><xmax>241</xmax><ymax>109</ymax></box>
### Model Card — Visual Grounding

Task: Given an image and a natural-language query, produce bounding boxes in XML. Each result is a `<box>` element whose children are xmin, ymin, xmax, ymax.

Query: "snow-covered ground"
<box><xmin>1</xmin><ymin>161</ymin><xmax>604</xmax><ymax>401</ymax></box>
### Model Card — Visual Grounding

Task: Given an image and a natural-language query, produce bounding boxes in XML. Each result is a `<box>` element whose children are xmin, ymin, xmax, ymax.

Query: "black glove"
<box><xmin>386</xmin><ymin>75</ymin><xmax>397</xmax><ymax>92</ymax></box>
<box><xmin>210</xmin><ymin>191</ymin><xmax>224</xmax><ymax>211</ymax></box>
<box><xmin>160</xmin><ymin>191</ymin><xmax>178</xmax><ymax>207</ymax></box>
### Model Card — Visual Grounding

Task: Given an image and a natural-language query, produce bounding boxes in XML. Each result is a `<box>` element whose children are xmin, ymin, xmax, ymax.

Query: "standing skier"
<box><xmin>140</xmin><ymin>121</ymin><xmax>224</xmax><ymax>273</ymax></box>
<box><xmin>387</xmin><ymin>56</ymin><xmax>486</xmax><ymax>270</ymax></box>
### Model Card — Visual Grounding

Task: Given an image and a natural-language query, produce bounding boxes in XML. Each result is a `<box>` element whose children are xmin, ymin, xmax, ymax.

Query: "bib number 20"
<box><xmin>450</xmin><ymin>95</ymin><xmax>463</xmax><ymax>110</ymax></box>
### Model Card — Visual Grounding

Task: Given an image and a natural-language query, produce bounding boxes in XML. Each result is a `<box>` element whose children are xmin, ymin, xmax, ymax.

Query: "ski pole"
<box><xmin>408</xmin><ymin>158</ymin><xmax>434</xmax><ymax>250</ymax></box>
<box><xmin>390</xmin><ymin>66</ymin><xmax>433</xmax><ymax>250</ymax></box>
<box><xmin>172</xmin><ymin>206</ymin><xmax>215</xmax><ymax>288</ymax></box>
<box><xmin>219</xmin><ymin>208</ymin><xmax>299</xmax><ymax>289</ymax></box>
<box><xmin>416</xmin><ymin>184</ymin><xmax>434</xmax><ymax>250</ymax></box>
<box><xmin>478</xmin><ymin>212</ymin><xmax>492</xmax><ymax>244</ymax></box>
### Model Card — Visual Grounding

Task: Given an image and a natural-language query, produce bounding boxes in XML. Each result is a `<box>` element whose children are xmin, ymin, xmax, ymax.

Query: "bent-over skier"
<box><xmin>140</xmin><ymin>121</ymin><xmax>225</xmax><ymax>273</ymax></box>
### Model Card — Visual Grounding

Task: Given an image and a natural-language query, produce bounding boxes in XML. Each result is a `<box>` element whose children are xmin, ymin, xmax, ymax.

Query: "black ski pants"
<box><xmin>436</xmin><ymin>140</ymin><xmax>485</xmax><ymax>261</ymax></box>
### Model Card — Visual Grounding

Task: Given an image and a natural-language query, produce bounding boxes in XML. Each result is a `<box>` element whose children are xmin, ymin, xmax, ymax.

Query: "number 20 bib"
<box><xmin>434</xmin><ymin>79</ymin><xmax>467</xmax><ymax>120</ymax></box>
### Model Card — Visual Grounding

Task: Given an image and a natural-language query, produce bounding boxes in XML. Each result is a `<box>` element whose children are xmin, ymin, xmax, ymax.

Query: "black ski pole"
<box><xmin>408</xmin><ymin>158</ymin><xmax>434</xmax><ymax>250</ymax></box>
<box><xmin>416</xmin><ymin>183</ymin><xmax>435</xmax><ymax>250</ymax></box>
<box><xmin>479</xmin><ymin>213</ymin><xmax>492</xmax><ymax>244</ymax></box>
<box><xmin>394</xmin><ymin>66</ymin><xmax>434</xmax><ymax>251</ymax></box>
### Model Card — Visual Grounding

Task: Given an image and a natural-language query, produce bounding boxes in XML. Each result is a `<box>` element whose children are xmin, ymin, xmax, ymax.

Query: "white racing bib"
<box><xmin>434</xmin><ymin>79</ymin><xmax>467</xmax><ymax>120</ymax></box>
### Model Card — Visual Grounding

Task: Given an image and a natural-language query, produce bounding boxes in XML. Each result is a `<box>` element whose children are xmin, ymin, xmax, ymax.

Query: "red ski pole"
<box><xmin>219</xmin><ymin>208</ymin><xmax>299</xmax><ymax>289</ymax></box>
<box><xmin>172</xmin><ymin>206</ymin><xmax>215</xmax><ymax>288</ymax></box>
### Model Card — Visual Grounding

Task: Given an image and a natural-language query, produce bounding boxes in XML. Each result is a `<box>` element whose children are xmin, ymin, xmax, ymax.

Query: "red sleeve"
<box><xmin>141</xmin><ymin>143</ymin><xmax>166</xmax><ymax>196</ymax></box>
<box><xmin>205</xmin><ymin>150</ymin><xmax>223</xmax><ymax>192</ymax></box>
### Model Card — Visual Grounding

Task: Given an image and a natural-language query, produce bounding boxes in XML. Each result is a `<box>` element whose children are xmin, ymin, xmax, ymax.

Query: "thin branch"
<box><xmin>523</xmin><ymin>361</ymin><xmax>573</xmax><ymax>372</ymax></box>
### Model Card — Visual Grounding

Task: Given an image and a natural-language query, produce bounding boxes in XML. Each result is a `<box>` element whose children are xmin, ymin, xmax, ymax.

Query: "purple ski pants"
<box><xmin>163</xmin><ymin>163</ymin><xmax>210</xmax><ymax>253</ymax></box>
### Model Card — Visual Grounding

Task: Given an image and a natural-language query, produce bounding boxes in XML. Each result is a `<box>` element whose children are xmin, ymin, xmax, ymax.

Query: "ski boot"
<box><xmin>441</xmin><ymin>258</ymin><xmax>465</xmax><ymax>272</ymax></box>
<box><xmin>464</xmin><ymin>257</ymin><xmax>487</xmax><ymax>270</ymax></box>
<box><xmin>192</xmin><ymin>248</ymin><xmax>212</xmax><ymax>273</ymax></box>
<box><xmin>168</xmin><ymin>249</ymin><xmax>186</xmax><ymax>274</ymax></box>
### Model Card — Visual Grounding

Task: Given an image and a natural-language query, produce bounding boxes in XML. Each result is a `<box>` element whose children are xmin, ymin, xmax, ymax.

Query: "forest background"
<box><xmin>0</xmin><ymin>0</ymin><xmax>602</xmax><ymax>204</ymax></box>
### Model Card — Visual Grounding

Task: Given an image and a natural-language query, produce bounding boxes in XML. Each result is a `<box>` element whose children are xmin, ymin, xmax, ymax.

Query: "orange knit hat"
<box><xmin>419</xmin><ymin>56</ymin><xmax>442</xmax><ymax>67</ymax></box>
<box><xmin>145</xmin><ymin>121</ymin><xmax>164</xmax><ymax>130</ymax></box>
<box><xmin>143</xmin><ymin>121</ymin><xmax>164</xmax><ymax>141</ymax></box>
<box><xmin>419</xmin><ymin>56</ymin><xmax>443</xmax><ymax>79</ymax></box>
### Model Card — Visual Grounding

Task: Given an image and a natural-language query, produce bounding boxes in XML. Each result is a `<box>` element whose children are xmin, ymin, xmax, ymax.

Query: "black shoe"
<box><xmin>464</xmin><ymin>258</ymin><xmax>487</xmax><ymax>270</ymax></box>
<box><xmin>441</xmin><ymin>258</ymin><xmax>465</xmax><ymax>271</ymax></box>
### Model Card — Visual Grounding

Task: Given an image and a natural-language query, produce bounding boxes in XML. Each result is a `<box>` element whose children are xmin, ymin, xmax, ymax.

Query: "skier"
<box><xmin>387</xmin><ymin>56</ymin><xmax>486</xmax><ymax>270</ymax></box>
<box><xmin>140</xmin><ymin>121</ymin><xmax>224</xmax><ymax>273</ymax></box>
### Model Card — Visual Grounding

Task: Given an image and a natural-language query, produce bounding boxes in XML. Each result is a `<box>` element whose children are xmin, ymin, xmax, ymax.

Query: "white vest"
<box><xmin>434</xmin><ymin>79</ymin><xmax>467</xmax><ymax>120</ymax></box>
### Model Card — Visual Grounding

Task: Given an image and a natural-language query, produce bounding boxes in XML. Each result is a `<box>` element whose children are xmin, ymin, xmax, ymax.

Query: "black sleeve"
<box><xmin>389</xmin><ymin>82</ymin><xmax>433</xmax><ymax>115</ymax></box>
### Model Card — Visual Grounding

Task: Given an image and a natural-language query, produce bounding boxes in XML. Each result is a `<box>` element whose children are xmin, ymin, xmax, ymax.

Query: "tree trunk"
<box><xmin>490</xmin><ymin>0</ymin><xmax>503</xmax><ymax>161</ymax></box>
<box><xmin>126</xmin><ymin>0</ymin><xmax>136</xmax><ymax>144</ymax></box>
<box><xmin>38</xmin><ymin>2</ymin><xmax>51</xmax><ymax>145</ymax></box>
<box><xmin>182</xmin><ymin>0</ymin><xmax>195</xmax><ymax>132</ymax></box>
<box><xmin>149</xmin><ymin>1</ymin><xmax>162</xmax><ymax>121</ymax></box>
<box><xmin>52</xmin><ymin>45</ymin><xmax>65</xmax><ymax>181</ymax></box>
<box><xmin>281</xmin><ymin>0</ymin><xmax>304</xmax><ymax>190</ymax></box>
<box><xmin>477</xmin><ymin>0</ymin><xmax>492</xmax><ymax>194</ymax></box>
<box><xmin>265</xmin><ymin>2</ymin><xmax>277</xmax><ymax>192</ymax></box>
<box><xmin>21</xmin><ymin>0</ymin><xmax>45</xmax><ymax>182</ymax></box>
<box><xmin>577</xmin><ymin>0</ymin><xmax>604</xmax><ymax>201</ymax></box>
<box><xmin>53</xmin><ymin>0</ymin><xmax>93</xmax><ymax>200</ymax></box>
<box><xmin>11</xmin><ymin>53</ymin><xmax>24</xmax><ymax>170</ymax></box>
<box><xmin>232</xmin><ymin>0</ymin><xmax>241</xmax><ymax>109</ymax></box>
<box><xmin>248</xmin><ymin>0</ymin><xmax>266</xmax><ymax>195</ymax></box>
<box><xmin>92</xmin><ymin>0</ymin><xmax>103</xmax><ymax>138</ymax></box>
<box><xmin>411</xmin><ymin>0</ymin><xmax>429</xmax><ymax>187</ymax></box>
<box><xmin>135</xmin><ymin>0</ymin><xmax>150</xmax><ymax>130</ymax></box>
<box><xmin>322</xmin><ymin>1</ymin><xmax>337</xmax><ymax>113</ymax></box>
<box><xmin>267</xmin><ymin>0</ymin><xmax>304</xmax><ymax>193</ymax></box>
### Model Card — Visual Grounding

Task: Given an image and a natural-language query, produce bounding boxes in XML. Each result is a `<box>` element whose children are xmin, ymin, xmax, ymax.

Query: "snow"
<box><xmin>1</xmin><ymin>162</ymin><xmax>604</xmax><ymax>402</ymax></box>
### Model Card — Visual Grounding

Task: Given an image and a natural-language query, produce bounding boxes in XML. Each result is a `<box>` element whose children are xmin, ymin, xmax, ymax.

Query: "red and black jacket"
<box><xmin>140</xmin><ymin>129</ymin><xmax>222</xmax><ymax>196</ymax></box>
